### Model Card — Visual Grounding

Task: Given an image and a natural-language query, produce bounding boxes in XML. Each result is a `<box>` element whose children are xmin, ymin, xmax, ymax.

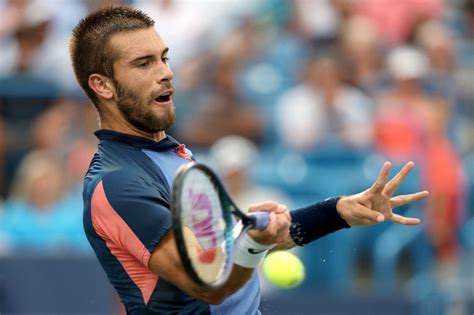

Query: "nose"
<box><xmin>159</xmin><ymin>63</ymin><xmax>174</xmax><ymax>83</ymax></box>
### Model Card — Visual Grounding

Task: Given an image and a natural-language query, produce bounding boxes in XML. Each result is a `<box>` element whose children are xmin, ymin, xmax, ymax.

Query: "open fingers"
<box><xmin>383</xmin><ymin>161</ymin><xmax>414</xmax><ymax>196</ymax></box>
<box><xmin>369</xmin><ymin>161</ymin><xmax>391</xmax><ymax>194</ymax></box>
<box><xmin>390</xmin><ymin>213</ymin><xmax>421</xmax><ymax>225</ymax></box>
<box><xmin>390</xmin><ymin>191</ymin><xmax>429</xmax><ymax>208</ymax></box>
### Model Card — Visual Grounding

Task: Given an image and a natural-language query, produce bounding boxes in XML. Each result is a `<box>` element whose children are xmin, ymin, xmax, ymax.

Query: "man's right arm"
<box><xmin>148</xmin><ymin>203</ymin><xmax>290</xmax><ymax>304</ymax></box>
<box><xmin>148</xmin><ymin>230</ymin><xmax>254</xmax><ymax>304</ymax></box>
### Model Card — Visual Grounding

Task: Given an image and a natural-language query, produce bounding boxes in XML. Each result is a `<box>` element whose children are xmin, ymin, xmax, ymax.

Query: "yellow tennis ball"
<box><xmin>262</xmin><ymin>251</ymin><xmax>305</xmax><ymax>288</ymax></box>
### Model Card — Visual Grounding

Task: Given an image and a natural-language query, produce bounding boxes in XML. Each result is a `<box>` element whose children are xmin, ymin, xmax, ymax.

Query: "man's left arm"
<box><xmin>274</xmin><ymin>161</ymin><xmax>429</xmax><ymax>250</ymax></box>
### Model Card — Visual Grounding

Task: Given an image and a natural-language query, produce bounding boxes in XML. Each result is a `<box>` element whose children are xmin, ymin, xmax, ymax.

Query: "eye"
<box><xmin>162</xmin><ymin>57</ymin><xmax>169</xmax><ymax>64</ymax></box>
<box><xmin>137</xmin><ymin>60</ymin><xmax>151</xmax><ymax>68</ymax></box>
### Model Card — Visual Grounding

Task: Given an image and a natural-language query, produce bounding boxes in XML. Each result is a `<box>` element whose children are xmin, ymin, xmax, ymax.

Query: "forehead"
<box><xmin>110</xmin><ymin>28</ymin><xmax>167</xmax><ymax>61</ymax></box>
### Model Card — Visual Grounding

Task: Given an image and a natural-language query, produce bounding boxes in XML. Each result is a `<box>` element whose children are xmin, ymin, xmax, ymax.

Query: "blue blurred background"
<box><xmin>0</xmin><ymin>0</ymin><xmax>473</xmax><ymax>314</ymax></box>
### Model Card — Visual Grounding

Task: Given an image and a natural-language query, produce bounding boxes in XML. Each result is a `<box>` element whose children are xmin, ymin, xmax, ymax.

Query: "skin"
<box><xmin>87</xmin><ymin>27</ymin><xmax>429</xmax><ymax>305</ymax></box>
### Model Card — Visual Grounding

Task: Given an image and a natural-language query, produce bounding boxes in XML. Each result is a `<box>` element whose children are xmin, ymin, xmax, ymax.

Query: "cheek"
<box><xmin>135</xmin><ymin>84</ymin><xmax>154</xmax><ymax>104</ymax></box>
<box><xmin>119</xmin><ymin>84</ymin><xmax>150</xmax><ymax>105</ymax></box>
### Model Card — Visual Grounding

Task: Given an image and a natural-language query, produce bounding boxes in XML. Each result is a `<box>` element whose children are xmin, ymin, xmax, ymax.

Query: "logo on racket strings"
<box><xmin>189</xmin><ymin>190</ymin><xmax>219</xmax><ymax>264</ymax></box>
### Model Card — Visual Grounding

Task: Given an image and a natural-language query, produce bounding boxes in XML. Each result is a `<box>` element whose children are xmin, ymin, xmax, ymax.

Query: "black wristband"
<box><xmin>289</xmin><ymin>197</ymin><xmax>350</xmax><ymax>246</ymax></box>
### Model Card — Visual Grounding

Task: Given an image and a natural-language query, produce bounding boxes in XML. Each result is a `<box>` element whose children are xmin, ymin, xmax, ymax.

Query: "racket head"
<box><xmin>171</xmin><ymin>162</ymin><xmax>236</xmax><ymax>288</ymax></box>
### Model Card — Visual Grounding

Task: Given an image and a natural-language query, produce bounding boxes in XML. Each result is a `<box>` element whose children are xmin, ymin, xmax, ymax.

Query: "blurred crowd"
<box><xmin>0</xmin><ymin>0</ymin><xmax>473</xmax><ymax>300</ymax></box>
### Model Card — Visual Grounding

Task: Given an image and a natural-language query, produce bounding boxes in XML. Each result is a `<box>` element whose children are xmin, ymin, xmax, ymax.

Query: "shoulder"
<box><xmin>95</xmin><ymin>140</ymin><xmax>168</xmax><ymax>185</ymax></box>
<box><xmin>100</xmin><ymin>166</ymin><xmax>168</xmax><ymax>206</ymax></box>
<box><xmin>83</xmin><ymin>147</ymin><xmax>169</xmax><ymax>209</ymax></box>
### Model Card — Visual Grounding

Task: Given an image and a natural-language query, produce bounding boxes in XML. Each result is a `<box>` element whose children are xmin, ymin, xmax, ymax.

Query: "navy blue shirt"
<box><xmin>83</xmin><ymin>130</ymin><xmax>261</xmax><ymax>314</ymax></box>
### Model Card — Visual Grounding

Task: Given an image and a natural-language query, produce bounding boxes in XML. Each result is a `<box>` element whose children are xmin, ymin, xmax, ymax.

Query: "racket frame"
<box><xmin>171</xmin><ymin>162</ymin><xmax>241</xmax><ymax>288</ymax></box>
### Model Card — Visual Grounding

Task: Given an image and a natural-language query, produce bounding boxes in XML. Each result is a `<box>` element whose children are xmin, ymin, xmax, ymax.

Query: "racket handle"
<box><xmin>250</xmin><ymin>211</ymin><xmax>271</xmax><ymax>230</ymax></box>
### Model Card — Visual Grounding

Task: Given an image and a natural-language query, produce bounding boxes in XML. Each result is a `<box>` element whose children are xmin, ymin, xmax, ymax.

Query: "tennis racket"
<box><xmin>171</xmin><ymin>162</ymin><xmax>270</xmax><ymax>288</ymax></box>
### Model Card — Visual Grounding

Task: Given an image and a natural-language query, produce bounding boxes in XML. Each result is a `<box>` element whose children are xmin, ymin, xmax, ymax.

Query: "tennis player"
<box><xmin>70</xmin><ymin>6</ymin><xmax>429</xmax><ymax>314</ymax></box>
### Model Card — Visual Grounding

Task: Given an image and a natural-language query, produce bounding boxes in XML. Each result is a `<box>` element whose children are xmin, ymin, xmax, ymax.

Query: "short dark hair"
<box><xmin>69</xmin><ymin>6</ymin><xmax>154</xmax><ymax>107</ymax></box>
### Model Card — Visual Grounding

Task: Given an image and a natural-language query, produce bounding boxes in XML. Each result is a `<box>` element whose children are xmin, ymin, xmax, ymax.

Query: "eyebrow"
<box><xmin>129</xmin><ymin>47</ymin><xmax>169</xmax><ymax>64</ymax></box>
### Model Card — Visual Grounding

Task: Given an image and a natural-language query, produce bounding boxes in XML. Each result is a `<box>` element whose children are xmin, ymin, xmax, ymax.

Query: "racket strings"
<box><xmin>180</xmin><ymin>168</ymin><xmax>230</xmax><ymax>285</ymax></box>
<box><xmin>187</xmin><ymin>170</ymin><xmax>224</xmax><ymax>247</ymax></box>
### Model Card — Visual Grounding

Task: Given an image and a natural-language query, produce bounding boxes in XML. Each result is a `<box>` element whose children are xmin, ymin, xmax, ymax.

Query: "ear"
<box><xmin>88</xmin><ymin>74</ymin><xmax>115</xmax><ymax>100</ymax></box>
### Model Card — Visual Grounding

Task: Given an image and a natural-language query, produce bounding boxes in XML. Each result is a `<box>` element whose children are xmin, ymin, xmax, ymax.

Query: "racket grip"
<box><xmin>251</xmin><ymin>212</ymin><xmax>271</xmax><ymax>230</ymax></box>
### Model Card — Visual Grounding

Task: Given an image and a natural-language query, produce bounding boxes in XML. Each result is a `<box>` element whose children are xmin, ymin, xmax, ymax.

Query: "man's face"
<box><xmin>109</xmin><ymin>28</ymin><xmax>175</xmax><ymax>133</ymax></box>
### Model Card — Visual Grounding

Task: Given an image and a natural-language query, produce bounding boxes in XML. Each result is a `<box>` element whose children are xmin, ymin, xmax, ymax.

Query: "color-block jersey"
<box><xmin>83</xmin><ymin>130</ymin><xmax>261</xmax><ymax>314</ymax></box>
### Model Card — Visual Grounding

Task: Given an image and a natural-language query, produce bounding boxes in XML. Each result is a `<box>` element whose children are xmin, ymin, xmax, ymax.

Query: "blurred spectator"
<box><xmin>0</xmin><ymin>0</ymin><xmax>86</xmax><ymax>93</ymax></box>
<box><xmin>338</xmin><ymin>16</ymin><xmax>387</xmax><ymax>97</ymax></box>
<box><xmin>0</xmin><ymin>0</ymin><xmax>28</xmax><ymax>39</ymax></box>
<box><xmin>289</xmin><ymin>0</ymin><xmax>340</xmax><ymax>45</ymax></box>
<box><xmin>2</xmin><ymin>150</ymin><xmax>88</xmax><ymax>253</ymax></box>
<box><xmin>414</xmin><ymin>19</ymin><xmax>472</xmax><ymax>152</ymax></box>
<box><xmin>355</xmin><ymin>0</ymin><xmax>444</xmax><ymax>46</ymax></box>
<box><xmin>30</xmin><ymin>98</ymin><xmax>76</xmax><ymax>153</ymax></box>
<box><xmin>374</xmin><ymin>46</ymin><xmax>432</xmax><ymax>161</ymax></box>
<box><xmin>0</xmin><ymin>0</ymin><xmax>53</xmax><ymax>73</ymax></box>
<box><xmin>453</xmin><ymin>0</ymin><xmax>474</xmax><ymax>152</ymax></box>
<box><xmin>178</xmin><ymin>55</ymin><xmax>264</xmax><ymax>147</ymax></box>
<box><xmin>225</xmin><ymin>16</ymin><xmax>306</xmax><ymax>124</ymax></box>
<box><xmin>8</xmin><ymin>151</ymin><xmax>65</xmax><ymax>211</ymax></box>
<box><xmin>208</xmin><ymin>135</ymin><xmax>291</xmax><ymax>211</ymax></box>
<box><xmin>416</xmin><ymin>20</ymin><xmax>459</xmax><ymax>103</ymax></box>
<box><xmin>30</xmin><ymin>97</ymin><xmax>97</xmax><ymax>195</ymax></box>
<box><xmin>0</xmin><ymin>95</ymin><xmax>89</xmax><ymax>198</ymax></box>
<box><xmin>375</xmin><ymin>46</ymin><xmax>465</xmax><ymax>266</ymax></box>
<box><xmin>423</xmin><ymin>114</ymin><xmax>466</xmax><ymax>267</ymax></box>
<box><xmin>275</xmin><ymin>51</ymin><xmax>374</xmax><ymax>151</ymax></box>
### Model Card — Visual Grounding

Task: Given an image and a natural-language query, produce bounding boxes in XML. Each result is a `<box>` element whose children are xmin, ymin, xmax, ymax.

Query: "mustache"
<box><xmin>161</xmin><ymin>82</ymin><xmax>175</xmax><ymax>91</ymax></box>
<box><xmin>161</xmin><ymin>82</ymin><xmax>174</xmax><ymax>90</ymax></box>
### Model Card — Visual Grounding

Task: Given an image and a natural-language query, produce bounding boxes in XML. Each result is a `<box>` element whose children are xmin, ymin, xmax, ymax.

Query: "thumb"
<box><xmin>359</xmin><ymin>206</ymin><xmax>385</xmax><ymax>223</ymax></box>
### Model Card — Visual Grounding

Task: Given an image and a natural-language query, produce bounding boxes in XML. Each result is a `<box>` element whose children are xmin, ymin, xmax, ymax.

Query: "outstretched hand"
<box><xmin>336</xmin><ymin>161</ymin><xmax>429</xmax><ymax>226</ymax></box>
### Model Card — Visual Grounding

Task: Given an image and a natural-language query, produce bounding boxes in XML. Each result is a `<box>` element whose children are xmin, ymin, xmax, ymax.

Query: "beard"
<box><xmin>113</xmin><ymin>79</ymin><xmax>176</xmax><ymax>134</ymax></box>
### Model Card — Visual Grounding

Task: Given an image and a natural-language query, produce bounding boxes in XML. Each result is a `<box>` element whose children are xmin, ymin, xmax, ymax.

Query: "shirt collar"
<box><xmin>94</xmin><ymin>129</ymin><xmax>181</xmax><ymax>151</ymax></box>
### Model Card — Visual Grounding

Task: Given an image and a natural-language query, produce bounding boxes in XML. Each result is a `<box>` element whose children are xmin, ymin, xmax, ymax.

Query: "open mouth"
<box><xmin>154</xmin><ymin>91</ymin><xmax>172</xmax><ymax>104</ymax></box>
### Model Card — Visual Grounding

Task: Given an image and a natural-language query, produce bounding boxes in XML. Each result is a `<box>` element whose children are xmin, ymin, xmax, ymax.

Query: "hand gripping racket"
<box><xmin>171</xmin><ymin>162</ymin><xmax>270</xmax><ymax>288</ymax></box>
